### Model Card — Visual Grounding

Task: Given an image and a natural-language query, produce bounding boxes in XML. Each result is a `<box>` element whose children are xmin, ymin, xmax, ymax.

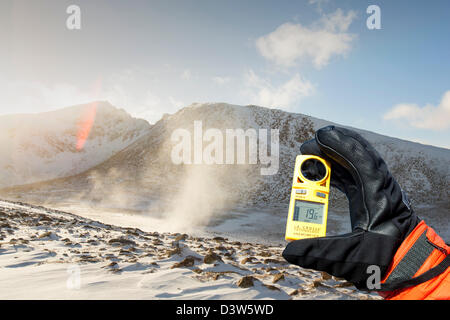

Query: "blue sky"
<box><xmin>1</xmin><ymin>0</ymin><xmax>449</xmax><ymax>148</ymax></box>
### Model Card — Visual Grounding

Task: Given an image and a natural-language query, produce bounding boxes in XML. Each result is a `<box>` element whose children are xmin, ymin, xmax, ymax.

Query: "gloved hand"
<box><xmin>282</xmin><ymin>125</ymin><xmax>421</xmax><ymax>290</ymax></box>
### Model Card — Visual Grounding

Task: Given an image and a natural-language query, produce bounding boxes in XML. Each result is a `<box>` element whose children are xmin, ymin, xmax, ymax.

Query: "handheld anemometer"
<box><xmin>285</xmin><ymin>155</ymin><xmax>331</xmax><ymax>241</ymax></box>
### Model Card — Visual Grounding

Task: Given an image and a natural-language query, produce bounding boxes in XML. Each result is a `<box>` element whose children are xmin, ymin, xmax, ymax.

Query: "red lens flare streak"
<box><xmin>76</xmin><ymin>78</ymin><xmax>102</xmax><ymax>151</ymax></box>
<box><xmin>76</xmin><ymin>102</ymin><xmax>97</xmax><ymax>151</ymax></box>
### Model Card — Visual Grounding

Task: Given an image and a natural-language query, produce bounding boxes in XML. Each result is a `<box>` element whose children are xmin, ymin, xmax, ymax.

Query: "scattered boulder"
<box><xmin>265</xmin><ymin>267</ymin><xmax>279</xmax><ymax>274</ymax></box>
<box><xmin>289</xmin><ymin>289</ymin><xmax>299</xmax><ymax>296</ymax></box>
<box><xmin>240</xmin><ymin>257</ymin><xmax>255</xmax><ymax>264</ymax></box>
<box><xmin>311</xmin><ymin>279</ymin><xmax>324</xmax><ymax>288</ymax></box>
<box><xmin>110</xmin><ymin>268</ymin><xmax>122</xmax><ymax>274</ymax></box>
<box><xmin>204</xmin><ymin>252</ymin><xmax>222</xmax><ymax>264</ymax></box>
<box><xmin>171</xmin><ymin>241</ymin><xmax>180</xmax><ymax>248</ymax></box>
<box><xmin>106</xmin><ymin>262</ymin><xmax>118</xmax><ymax>268</ymax></box>
<box><xmin>175</xmin><ymin>234</ymin><xmax>188</xmax><ymax>241</ymax></box>
<box><xmin>78</xmin><ymin>254</ymin><xmax>100</xmax><ymax>263</ymax></box>
<box><xmin>334</xmin><ymin>281</ymin><xmax>354</xmax><ymax>288</ymax></box>
<box><xmin>237</xmin><ymin>276</ymin><xmax>254</xmax><ymax>288</ymax></box>
<box><xmin>210</xmin><ymin>273</ymin><xmax>220</xmax><ymax>281</ymax></box>
<box><xmin>126</xmin><ymin>229</ymin><xmax>140</xmax><ymax>236</ymax></box>
<box><xmin>263</xmin><ymin>258</ymin><xmax>285</xmax><ymax>264</ymax></box>
<box><xmin>259</xmin><ymin>251</ymin><xmax>272</xmax><ymax>257</ymax></box>
<box><xmin>171</xmin><ymin>256</ymin><xmax>195</xmax><ymax>269</ymax></box>
<box><xmin>289</xmin><ymin>287</ymin><xmax>308</xmax><ymax>296</ymax></box>
<box><xmin>108</xmin><ymin>238</ymin><xmax>136</xmax><ymax>246</ymax></box>
<box><xmin>38</xmin><ymin>215</ymin><xmax>52</xmax><ymax>222</ymax></box>
<box><xmin>141</xmin><ymin>252</ymin><xmax>154</xmax><ymax>258</ymax></box>
<box><xmin>38</xmin><ymin>231</ymin><xmax>53</xmax><ymax>239</ymax></box>
<box><xmin>321</xmin><ymin>271</ymin><xmax>332</xmax><ymax>280</ymax></box>
<box><xmin>272</xmin><ymin>273</ymin><xmax>285</xmax><ymax>284</ymax></box>
<box><xmin>166</xmin><ymin>247</ymin><xmax>182</xmax><ymax>257</ymax></box>
<box><xmin>119</xmin><ymin>249</ymin><xmax>134</xmax><ymax>256</ymax></box>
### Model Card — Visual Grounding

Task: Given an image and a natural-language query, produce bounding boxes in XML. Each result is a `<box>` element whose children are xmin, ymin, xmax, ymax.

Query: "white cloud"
<box><xmin>255</xmin><ymin>9</ymin><xmax>356</xmax><ymax>69</ymax></box>
<box><xmin>243</xmin><ymin>70</ymin><xmax>314</xmax><ymax>109</ymax></box>
<box><xmin>316</xmin><ymin>8</ymin><xmax>356</xmax><ymax>33</ymax></box>
<box><xmin>181</xmin><ymin>69</ymin><xmax>192</xmax><ymax>80</ymax></box>
<box><xmin>384</xmin><ymin>91</ymin><xmax>450</xmax><ymax>131</ymax></box>
<box><xmin>212</xmin><ymin>76</ymin><xmax>231</xmax><ymax>85</ymax></box>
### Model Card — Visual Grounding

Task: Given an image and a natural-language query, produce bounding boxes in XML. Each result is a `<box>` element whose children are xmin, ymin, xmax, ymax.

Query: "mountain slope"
<box><xmin>2</xmin><ymin>103</ymin><xmax>448</xmax><ymax>222</ymax></box>
<box><xmin>0</xmin><ymin>101</ymin><xmax>150</xmax><ymax>187</ymax></box>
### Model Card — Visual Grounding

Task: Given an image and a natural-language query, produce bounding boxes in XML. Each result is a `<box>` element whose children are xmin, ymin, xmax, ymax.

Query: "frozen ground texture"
<box><xmin>0</xmin><ymin>200</ymin><xmax>380</xmax><ymax>300</ymax></box>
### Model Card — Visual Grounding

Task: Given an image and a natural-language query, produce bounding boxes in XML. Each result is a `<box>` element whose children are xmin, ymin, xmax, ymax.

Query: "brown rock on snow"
<box><xmin>259</xmin><ymin>251</ymin><xmax>272</xmax><ymax>257</ymax></box>
<box><xmin>289</xmin><ymin>289</ymin><xmax>299</xmax><ymax>296</ymax></box>
<box><xmin>203</xmin><ymin>252</ymin><xmax>222</xmax><ymax>264</ymax></box>
<box><xmin>174</xmin><ymin>234</ymin><xmax>188</xmax><ymax>241</ymax></box>
<box><xmin>237</xmin><ymin>276</ymin><xmax>254</xmax><ymax>288</ymax></box>
<box><xmin>166</xmin><ymin>247</ymin><xmax>182</xmax><ymax>257</ymax></box>
<box><xmin>334</xmin><ymin>281</ymin><xmax>354</xmax><ymax>288</ymax></box>
<box><xmin>171</xmin><ymin>256</ymin><xmax>195</xmax><ymax>269</ymax></box>
<box><xmin>108</xmin><ymin>238</ymin><xmax>136</xmax><ymax>246</ymax></box>
<box><xmin>263</xmin><ymin>258</ymin><xmax>285</xmax><ymax>264</ymax></box>
<box><xmin>289</xmin><ymin>287</ymin><xmax>308</xmax><ymax>296</ymax></box>
<box><xmin>321</xmin><ymin>271</ymin><xmax>332</xmax><ymax>280</ymax></box>
<box><xmin>240</xmin><ymin>256</ymin><xmax>255</xmax><ymax>264</ymax></box>
<box><xmin>272</xmin><ymin>273</ymin><xmax>285</xmax><ymax>283</ymax></box>
<box><xmin>38</xmin><ymin>231</ymin><xmax>53</xmax><ymax>239</ymax></box>
<box><xmin>311</xmin><ymin>279</ymin><xmax>325</xmax><ymax>288</ymax></box>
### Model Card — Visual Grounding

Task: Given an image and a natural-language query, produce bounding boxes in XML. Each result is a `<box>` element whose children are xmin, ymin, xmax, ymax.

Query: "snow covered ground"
<box><xmin>0</xmin><ymin>200</ymin><xmax>380</xmax><ymax>300</ymax></box>
<box><xmin>24</xmin><ymin>199</ymin><xmax>352</xmax><ymax>247</ymax></box>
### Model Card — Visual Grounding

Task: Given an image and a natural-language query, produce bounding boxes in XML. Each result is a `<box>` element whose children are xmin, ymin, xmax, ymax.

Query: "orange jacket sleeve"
<box><xmin>379</xmin><ymin>220</ymin><xmax>450</xmax><ymax>300</ymax></box>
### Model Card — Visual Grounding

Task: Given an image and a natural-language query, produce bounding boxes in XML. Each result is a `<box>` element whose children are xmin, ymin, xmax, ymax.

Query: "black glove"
<box><xmin>282</xmin><ymin>125</ymin><xmax>420</xmax><ymax>290</ymax></box>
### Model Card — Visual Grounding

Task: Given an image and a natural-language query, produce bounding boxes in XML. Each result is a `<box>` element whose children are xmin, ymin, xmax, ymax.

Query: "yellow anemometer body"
<box><xmin>285</xmin><ymin>155</ymin><xmax>331</xmax><ymax>241</ymax></box>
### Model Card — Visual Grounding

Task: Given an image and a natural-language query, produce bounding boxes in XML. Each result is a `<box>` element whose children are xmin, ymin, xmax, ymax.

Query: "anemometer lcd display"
<box><xmin>285</xmin><ymin>155</ymin><xmax>331</xmax><ymax>241</ymax></box>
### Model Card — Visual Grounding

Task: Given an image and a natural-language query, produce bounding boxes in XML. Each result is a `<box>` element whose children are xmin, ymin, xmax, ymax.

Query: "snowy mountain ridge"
<box><xmin>0</xmin><ymin>101</ymin><xmax>150</xmax><ymax>187</ymax></box>
<box><xmin>0</xmin><ymin>102</ymin><xmax>448</xmax><ymax>239</ymax></box>
<box><xmin>2</xmin><ymin>102</ymin><xmax>448</xmax><ymax>210</ymax></box>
